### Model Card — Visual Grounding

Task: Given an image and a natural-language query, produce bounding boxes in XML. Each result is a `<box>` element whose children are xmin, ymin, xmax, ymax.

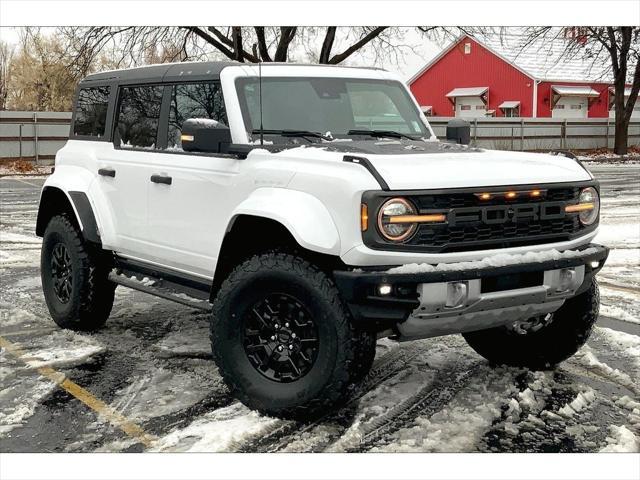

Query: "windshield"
<box><xmin>235</xmin><ymin>77</ymin><xmax>429</xmax><ymax>142</ymax></box>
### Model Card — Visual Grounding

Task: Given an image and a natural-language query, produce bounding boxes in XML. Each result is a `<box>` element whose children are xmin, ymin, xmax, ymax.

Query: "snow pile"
<box><xmin>387</xmin><ymin>248</ymin><xmax>597</xmax><ymax>275</ymax></box>
<box><xmin>557</xmin><ymin>388</ymin><xmax>597</xmax><ymax>418</ymax></box>
<box><xmin>151</xmin><ymin>403</ymin><xmax>281</xmax><ymax>452</ymax></box>
<box><xmin>0</xmin><ymin>369</ymin><xmax>56</xmax><ymax>434</ymax></box>
<box><xmin>372</xmin><ymin>367</ymin><xmax>518</xmax><ymax>452</ymax></box>
<box><xmin>573</xmin><ymin>346</ymin><xmax>640</xmax><ymax>396</ymax></box>
<box><xmin>599</xmin><ymin>425</ymin><xmax>639</xmax><ymax>452</ymax></box>
<box><xmin>21</xmin><ymin>330</ymin><xmax>105</xmax><ymax>369</ymax></box>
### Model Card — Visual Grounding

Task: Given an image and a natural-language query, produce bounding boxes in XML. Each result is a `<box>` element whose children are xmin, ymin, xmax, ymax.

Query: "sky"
<box><xmin>0</xmin><ymin>26</ymin><xmax>444</xmax><ymax>81</ymax></box>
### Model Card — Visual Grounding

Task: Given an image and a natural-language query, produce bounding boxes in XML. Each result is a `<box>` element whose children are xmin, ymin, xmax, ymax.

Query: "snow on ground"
<box><xmin>599</xmin><ymin>425</ymin><xmax>640</xmax><ymax>452</ymax></box>
<box><xmin>151</xmin><ymin>403</ymin><xmax>281</xmax><ymax>452</ymax></box>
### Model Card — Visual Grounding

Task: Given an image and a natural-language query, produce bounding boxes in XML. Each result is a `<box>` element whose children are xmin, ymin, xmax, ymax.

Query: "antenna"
<box><xmin>258</xmin><ymin>62</ymin><xmax>264</xmax><ymax>146</ymax></box>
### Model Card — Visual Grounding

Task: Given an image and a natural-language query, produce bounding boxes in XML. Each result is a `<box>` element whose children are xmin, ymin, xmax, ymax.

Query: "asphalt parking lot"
<box><xmin>1</xmin><ymin>164</ymin><xmax>639</xmax><ymax>453</ymax></box>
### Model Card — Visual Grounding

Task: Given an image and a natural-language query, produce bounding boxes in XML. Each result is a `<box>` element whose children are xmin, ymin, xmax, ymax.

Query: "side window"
<box><xmin>167</xmin><ymin>82</ymin><xmax>227</xmax><ymax>149</ymax></box>
<box><xmin>115</xmin><ymin>85</ymin><xmax>163</xmax><ymax>149</ymax></box>
<box><xmin>73</xmin><ymin>86</ymin><xmax>110</xmax><ymax>137</ymax></box>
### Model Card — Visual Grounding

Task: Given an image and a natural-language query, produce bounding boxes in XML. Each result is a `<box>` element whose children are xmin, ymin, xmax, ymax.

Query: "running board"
<box><xmin>108</xmin><ymin>271</ymin><xmax>212</xmax><ymax>311</ymax></box>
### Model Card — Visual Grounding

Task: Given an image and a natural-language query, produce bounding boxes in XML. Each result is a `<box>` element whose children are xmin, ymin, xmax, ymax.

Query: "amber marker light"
<box><xmin>360</xmin><ymin>204</ymin><xmax>369</xmax><ymax>231</ymax></box>
<box><xmin>479</xmin><ymin>193</ymin><xmax>491</xmax><ymax>200</ymax></box>
<box><xmin>505</xmin><ymin>191</ymin><xmax>517</xmax><ymax>199</ymax></box>
<box><xmin>565</xmin><ymin>203</ymin><xmax>595</xmax><ymax>213</ymax></box>
<box><xmin>530</xmin><ymin>190</ymin><xmax>541</xmax><ymax>197</ymax></box>
<box><xmin>180</xmin><ymin>134</ymin><xmax>194</xmax><ymax>142</ymax></box>
<box><xmin>388</xmin><ymin>214</ymin><xmax>446</xmax><ymax>224</ymax></box>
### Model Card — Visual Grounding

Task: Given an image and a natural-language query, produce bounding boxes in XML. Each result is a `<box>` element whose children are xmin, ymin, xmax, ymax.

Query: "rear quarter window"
<box><xmin>73</xmin><ymin>86</ymin><xmax>110</xmax><ymax>137</ymax></box>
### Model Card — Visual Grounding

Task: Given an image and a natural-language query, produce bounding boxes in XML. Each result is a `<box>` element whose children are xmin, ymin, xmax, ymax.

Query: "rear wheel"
<box><xmin>463</xmin><ymin>279</ymin><xmax>599</xmax><ymax>369</ymax></box>
<box><xmin>41</xmin><ymin>215</ymin><xmax>115</xmax><ymax>331</ymax></box>
<box><xmin>210</xmin><ymin>253</ymin><xmax>365</xmax><ymax>419</ymax></box>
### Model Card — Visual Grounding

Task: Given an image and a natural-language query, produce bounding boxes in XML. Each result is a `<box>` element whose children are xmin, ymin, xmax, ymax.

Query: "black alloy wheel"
<box><xmin>243</xmin><ymin>293</ymin><xmax>319</xmax><ymax>383</ymax></box>
<box><xmin>50</xmin><ymin>242</ymin><xmax>73</xmax><ymax>303</ymax></box>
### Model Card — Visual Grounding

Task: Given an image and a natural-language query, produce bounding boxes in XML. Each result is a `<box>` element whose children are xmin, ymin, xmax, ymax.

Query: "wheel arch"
<box><xmin>211</xmin><ymin>213</ymin><xmax>345</xmax><ymax>300</ymax></box>
<box><xmin>36</xmin><ymin>186</ymin><xmax>101</xmax><ymax>245</ymax></box>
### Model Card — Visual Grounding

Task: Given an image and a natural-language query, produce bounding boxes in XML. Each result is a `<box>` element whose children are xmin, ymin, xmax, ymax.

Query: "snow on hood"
<box><xmin>366</xmin><ymin>148</ymin><xmax>592</xmax><ymax>190</ymax></box>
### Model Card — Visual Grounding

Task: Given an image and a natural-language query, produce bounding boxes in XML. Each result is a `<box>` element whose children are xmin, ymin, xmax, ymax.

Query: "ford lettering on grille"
<box><xmin>448</xmin><ymin>201</ymin><xmax>567</xmax><ymax>227</ymax></box>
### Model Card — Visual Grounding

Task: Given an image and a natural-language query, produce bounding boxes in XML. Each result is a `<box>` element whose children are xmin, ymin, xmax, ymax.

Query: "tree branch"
<box><xmin>328</xmin><ymin>27</ymin><xmax>387</xmax><ymax>64</ymax></box>
<box><xmin>319</xmin><ymin>27</ymin><xmax>337</xmax><ymax>64</ymax></box>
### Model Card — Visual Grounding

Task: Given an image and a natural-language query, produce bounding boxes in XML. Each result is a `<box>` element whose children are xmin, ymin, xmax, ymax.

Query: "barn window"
<box><xmin>460</xmin><ymin>105</ymin><xmax>471</xmax><ymax>111</ymax></box>
<box><xmin>555</xmin><ymin>104</ymin><xmax>565</xmax><ymax>109</ymax></box>
<box><xmin>475</xmin><ymin>105</ymin><xmax>485</xmax><ymax>110</ymax></box>
<box><xmin>570</xmin><ymin>104</ymin><xmax>582</xmax><ymax>110</ymax></box>
<box><xmin>464</xmin><ymin>43</ymin><xmax>471</xmax><ymax>54</ymax></box>
<box><xmin>499</xmin><ymin>101</ymin><xmax>520</xmax><ymax>117</ymax></box>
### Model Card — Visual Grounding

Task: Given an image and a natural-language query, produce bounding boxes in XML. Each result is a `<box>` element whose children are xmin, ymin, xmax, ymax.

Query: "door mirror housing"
<box><xmin>446</xmin><ymin>119</ymin><xmax>471</xmax><ymax>145</ymax></box>
<box><xmin>181</xmin><ymin>118</ymin><xmax>232</xmax><ymax>153</ymax></box>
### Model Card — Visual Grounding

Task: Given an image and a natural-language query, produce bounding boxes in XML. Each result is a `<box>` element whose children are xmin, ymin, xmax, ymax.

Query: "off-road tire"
<box><xmin>41</xmin><ymin>214</ymin><xmax>115</xmax><ymax>331</ymax></box>
<box><xmin>463</xmin><ymin>279</ymin><xmax>599</xmax><ymax>370</ymax></box>
<box><xmin>210</xmin><ymin>253</ymin><xmax>362</xmax><ymax>419</ymax></box>
<box><xmin>351</xmin><ymin>329</ymin><xmax>377</xmax><ymax>383</ymax></box>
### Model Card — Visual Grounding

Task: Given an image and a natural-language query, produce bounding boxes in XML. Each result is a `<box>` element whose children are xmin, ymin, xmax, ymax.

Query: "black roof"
<box><xmin>79</xmin><ymin>61</ymin><xmax>386</xmax><ymax>86</ymax></box>
<box><xmin>80</xmin><ymin>61</ymin><xmax>240</xmax><ymax>85</ymax></box>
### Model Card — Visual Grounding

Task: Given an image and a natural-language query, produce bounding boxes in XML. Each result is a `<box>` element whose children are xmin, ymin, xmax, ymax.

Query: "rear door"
<box><xmin>145</xmin><ymin>81</ymin><xmax>240</xmax><ymax>278</ymax></box>
<box><xmin>93</xmin><ymin>84</ymin><xmax>164</xmax><ymax>260</ymax></box>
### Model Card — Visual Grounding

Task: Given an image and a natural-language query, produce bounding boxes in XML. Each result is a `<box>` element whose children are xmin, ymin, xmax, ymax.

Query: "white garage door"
<box><xmin>455</xmin><ymin>96</ymin><xmax>486</xmax><ymax>118</ymax></box>
<box><xmin>552</xmin><ymin>97</ymin><xmax>588</xmax><ymax>119</ymax></box>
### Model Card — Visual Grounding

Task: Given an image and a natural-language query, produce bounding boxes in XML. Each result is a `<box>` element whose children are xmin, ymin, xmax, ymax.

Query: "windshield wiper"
<box><xmin>252</xmin><ymin>129</ymin><xmax>332</xmax><ymax>142</ymax></box>
<box><xmin>347</xmin><ymin>129</ymin><xmax>418</xmax><ymax>141</ymax></box>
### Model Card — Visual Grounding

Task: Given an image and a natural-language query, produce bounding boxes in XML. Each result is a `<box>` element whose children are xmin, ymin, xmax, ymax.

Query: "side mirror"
<box><xmin>446</xmin><ymin>119</ymin><xmax>471</xmax><ymax>145</ymax></box>
<box><xmin>181</xmin><ymin>118</ymin><xmax>231</xmax><ymax>153</ymax></box>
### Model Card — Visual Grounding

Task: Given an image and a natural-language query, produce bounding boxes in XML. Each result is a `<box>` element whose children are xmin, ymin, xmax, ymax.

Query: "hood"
<box><xmin>363</xmin><ymin>146</ymin><xmax>592</xmax><ymax>190</ymax></box>
<box><xmin>255</xmin><ymin>140</ymin><xmax>592</xmax><ymax>190</ymax></box>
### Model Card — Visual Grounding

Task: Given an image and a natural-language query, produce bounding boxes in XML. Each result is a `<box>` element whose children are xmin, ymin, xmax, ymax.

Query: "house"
<box><xmin>409</xmin><ymin>34</ymin><xmax>638</xmax><ymax>119</ymax></box>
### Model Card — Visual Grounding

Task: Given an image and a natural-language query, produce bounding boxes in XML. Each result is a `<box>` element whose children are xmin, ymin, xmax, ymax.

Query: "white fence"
<box><xmin>0</xmin><ymin>111</ymin><xmax>72</xmax><ymax>164</ymax></box>
<box><xmin>428</xmin><ymin>117</ymin><xmax>640</xmax><ymax>151</ymax></box>
<box><xmin>1</xmin><ymin>112</ymin><xmax>639</xmax><ymax>164</ymax></box>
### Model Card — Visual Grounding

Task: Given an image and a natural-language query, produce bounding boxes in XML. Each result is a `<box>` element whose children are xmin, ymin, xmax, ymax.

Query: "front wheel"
<box><xmin>41</xmin><ymin>215</ymin><xmax>115</xmax><ymax>331</ymax></box>
<box><xmin>210</xmin><ymin>253</ymin><xmax>364</xmax><ymax>419</ymax></box>
<box><xmin>463</xmin><ymin>279</ymin><xmax>599</xmax><ymax>370</ymax></box>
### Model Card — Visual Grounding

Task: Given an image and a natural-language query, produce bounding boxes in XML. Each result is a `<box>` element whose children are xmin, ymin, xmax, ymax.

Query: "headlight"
<box><xmin>578</xmin><ymin>187</ymin><xmax>599</xmax><ymax>225</ymax></box>
<box><xmin>377</xmin><ymin>197</ymin><xmax>417</xmax><ymax>241</ymax></box>
<box><xmin>565</xmin><ymin>187</ymin><xmax>599</xmax><ymax>225</ymax></box>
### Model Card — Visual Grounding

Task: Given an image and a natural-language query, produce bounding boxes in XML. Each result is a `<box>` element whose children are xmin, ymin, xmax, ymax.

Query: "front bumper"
<box><xmin>333</xmin><ymin>244</ymin><xmax>609</xmax><ymax>340</ymax></box>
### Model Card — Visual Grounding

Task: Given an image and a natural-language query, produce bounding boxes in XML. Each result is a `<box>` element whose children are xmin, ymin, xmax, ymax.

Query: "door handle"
<box><xmin>98</xmin><ymin>168</ymin><xmax>116</xmax><ymax>178</ymax></box>
<box><xmin>150</xmin><ymin>174</ymin><xmax>172</xmax><ymax>185</ymax></box>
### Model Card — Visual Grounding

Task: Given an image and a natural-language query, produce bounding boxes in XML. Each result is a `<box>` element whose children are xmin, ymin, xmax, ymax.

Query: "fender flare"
<box><xmin>36</xmin><ymin>166</ymin><xmax>102</xmax><ymax>244</ymax></box>
<box><xmin>229</xmin><ymin>188</ymin><xmax>341</xmax><ymax>255</ymax></box>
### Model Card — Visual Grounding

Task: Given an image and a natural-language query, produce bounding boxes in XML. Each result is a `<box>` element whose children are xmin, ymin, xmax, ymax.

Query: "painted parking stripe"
<box><xmin>0</xmin><ymin>336</ymin><xmax>157</xmax><ymax>448</ymax></box>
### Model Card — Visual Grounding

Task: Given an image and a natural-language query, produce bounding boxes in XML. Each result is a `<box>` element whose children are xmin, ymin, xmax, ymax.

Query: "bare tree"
<box><xmin>519</xmin><ymin>27</ymin><xmax>639</xmax><ymax>155</ymax></box>
<box><xmin>57</xmin><ymin>27</ymin><xmax>403</xmax><ymax>68</ymax></box>
<box><xmin>0</xmin><ymin>40</ymin><xmax>14</xmax><ymax>110</ymax></box>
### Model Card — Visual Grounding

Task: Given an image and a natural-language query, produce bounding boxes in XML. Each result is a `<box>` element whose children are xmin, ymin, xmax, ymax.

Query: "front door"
<box><xmin>145</xmin><ymin>81</ymin><xmax>239</xmax><ymax>278</ymax></box>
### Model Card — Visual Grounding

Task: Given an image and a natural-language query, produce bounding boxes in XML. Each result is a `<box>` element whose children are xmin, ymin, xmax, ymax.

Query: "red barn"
<box><xmin>409</xmin><ymin>34</ymin><xmax>638</xmax><ymax>119</ymax></box>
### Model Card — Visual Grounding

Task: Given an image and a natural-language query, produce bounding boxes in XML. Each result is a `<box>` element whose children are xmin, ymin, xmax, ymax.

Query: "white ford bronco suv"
<box><xmin>37</xmin><ymin>62</ymin><xmax>608</xmax><ymax>418</ymax></box>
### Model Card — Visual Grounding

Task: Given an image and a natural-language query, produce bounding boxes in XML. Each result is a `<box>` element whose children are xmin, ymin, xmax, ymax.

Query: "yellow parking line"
<box><xmin>0</xmin><ymin>336</ymin><xmax>157</xmax><ymax>448</ymax></box>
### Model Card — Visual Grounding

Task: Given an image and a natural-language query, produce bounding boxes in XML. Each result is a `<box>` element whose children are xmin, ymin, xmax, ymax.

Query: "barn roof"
<box><xmin>482</xmin><ymin>34</ymin><xmax>613</xmax><ymax>83</ymax></box>
<box><xmin>409</xmin><ymin>33</ymin><xmax>616</xmax><ymax>85</ymax></box>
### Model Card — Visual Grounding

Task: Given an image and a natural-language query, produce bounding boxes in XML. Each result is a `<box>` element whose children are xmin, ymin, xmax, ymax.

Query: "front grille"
<box><xmin>362</xmin><ymin>183</ymin><xmax>597</xmax><ymax>253</ymax></box>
